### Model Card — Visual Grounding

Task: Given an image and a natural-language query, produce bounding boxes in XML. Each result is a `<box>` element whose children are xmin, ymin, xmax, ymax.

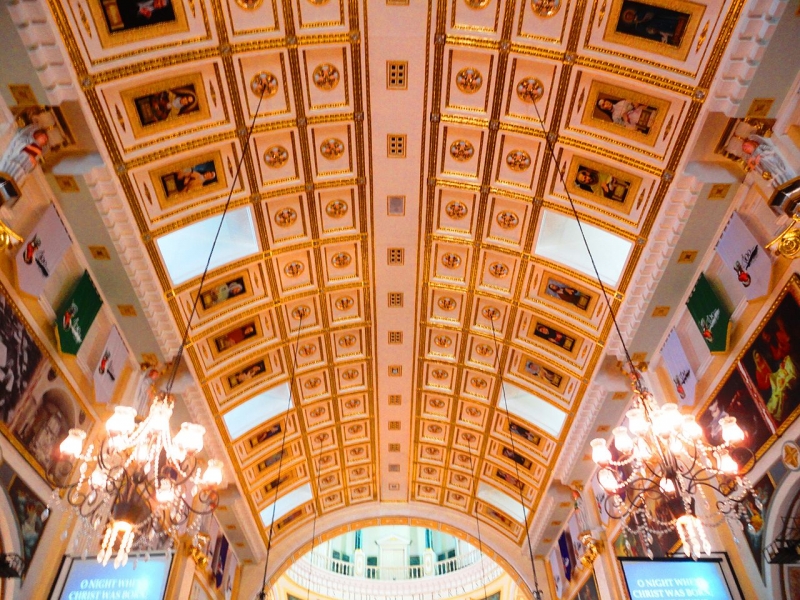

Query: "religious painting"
<box><xmin>738</xmin><ymin>473</ymin><xmax>774</xmax><ymax>577</ymax></box>
<box><xmin>501</xmin><ymin>445</ymin><xmax>533</xmax><ymax>470</ymax></box>
<box><xmin>530</xmin><ymin>319</ymin><xmax>578</xmax><ymax>354</ymax></box>
<box><xmin>256</xmin><ymin>449</ymin><xmax>285</xmax><ymax>473</ymax></box>
<box><xmin>518</xmin><ymin>354</ymin><xmax>566</xmax><ymax>391</ymax></box>
<box><xmin>565</xmin><ymin>155</ymin><xmax>642</xmax><ymax>215</ymax></box>
<box><xmin>582</xmin><ymin>81</ymin><xmax>670</xmax><ymax>147</ymax></box>
<box><xmin>210</xmin><ymin>319</ymin><xmax>260</xmax><ymax>359</ymax></box>
<box><xmin>0</xmin><ymin>464</ymin><xmax>46</xmax><ymax>574</ymax></box>
<box><xmin>149</xmin><ymin>151</ymin><xmax>227</xmax><ymax>209</ymax></box>
<box><xmin>604</xmin><ymin>0</ymin><xmax>706</xmax><ymax>61</ymax></box>
<box><xmin>87</xmin><ymin>0</ymin><xmax>189</xmax><ymax>48</ymax></box>
<box><xmin>274</xmin><ymin>505</ymin><xmax>307</xmax><ymax>533</ymax></box>
<box><xmin>0</xmin><ymin>285</ymin><xmax>91</xmax><ymax>485</ymax></box>
<box><xmin>538</xmin><ymin>270</ymin><xmax>598</xmax><ymax>316</ymax></box>
<box><xmin>480</xmin><ymin>503</ymin><xmax>518</xmax><ymax>530</ymax></box>
<box><xmin>247</xmin><ymin>422</ymin><xmax>282</xmax><ymax>449</ymax></box>
<box><xmin>196</xmin><ymin>271</ymin><xmax>252</xmax><ymax>317</ymax></box>
<box><xmin>698</xmin><ymin>369</ymin><xmax>773</xmax><ymax>468</ymax></box>
<box><xmin>508</xmin><ymin>421</ymin><xmax>541</xmax><ymax>446</ymax></box>
<box><xmin>120</xmin><ymin>73</ymin><xmax>210</xmax><ymax>138</ymax></box>
<box><xmin>224</xmin><ymin>358</ymin><xmax>270</xmax><ymax>392</ymax></box>
<box><xmin>737</xmin><ymin>284</ymin><xmax>800</xmax><ymax>430</ymax></box>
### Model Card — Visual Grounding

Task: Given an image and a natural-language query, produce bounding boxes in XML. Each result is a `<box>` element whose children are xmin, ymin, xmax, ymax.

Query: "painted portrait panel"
<box><xmin>508</xmin><ymin>421</ymin><xmax>542</xmax><ymax>446</ymax></box>
<box><xmin>582</xmin><ymin>81</ymin><xmax>670</xmax><ymax>146</ymax></box>
<box><xmin>495</xmin><ymin>468</ymin><xmax>524</xmax><ymax>491</ymax></box>
<box><xmin>501</xmin><ymin>445</ymin><xmax>533</xmax><ymax>470</ymax></box>
<box><xmin>256</xmin><ymin>449</ymin><xmax>285</xmax><ymax>473</ymax></box>
<box><xmin>529</xmin><ymin>319</ymin><xmax>579</xmax><ymax>355</ymax></box>
<box><xmin>247</xmin><ymin>422</ymin><xmax>282</xmax><ymax>449</ymax></box>
<box><xmin>210</xmin><ymin>319</ymin><xmax>260</xmax><ymax>360</ymax></box>
<box><xmin>0</xmin><ymin>465</ymin><xmax>46</xmax><ymax>573</ymax></box>
<box><xmin>604</xmin><ymin>0</ymin><xmax>706</xmax><ymax>61</ymax></box>
<box><xmin>538</xmin><ymin>270</ymin><xmax>598</xmax><ymax>316</ymax></box>
<box><xmin>577</xmin><ymin>572</ymin><xmax>600</xmax><ymax>600</ymax></box>
<box><xmin>224</xmin><ymin>358</ymin><xmax>270</xmax><ymax>392</ymax></box>
<box><xmin>738</xmin><ymin>287</ymin><xmax>800</xmax><ymax>430</ymax></box>
<box><xmin>481</xmin><ymin>504</ymin><xmax>517</xmax><ymax>529</ymax></box>
<box><xmin>87</xmin><ymin>0</ymin><xmax>189</xmax><ymax>48</ymax></box>
<box><xmin>565</xmin><ymin>155</ymin><xmax>642</xmax><ymax>215</ymax></box>
<box><xmin>0</xmin><ymin>287</ymin><xmax>91</xmax><ymax>485</ymax></box>
<box><xmin>518</xmin><ymin>354</ymin><xmax>566</xmax><ymax>391</ymax></box>
<box><xmin>121</xmin><ymin>73</ymin><xmax>210</xmax><ymax>138</ymax></box>
<box><xmin>698</xmin><ymin>369</ymin><xmax>773</xmax><ymax>467</ymax></box>
<box><xmin>196</xmin><ymin>272</ymin><xmax>252</xmax><ymax>317</ymax></box>
<box><xmin>149</xmin><ymin>151</ymin><xmax>227</xmax><ymax>210</ymax></box>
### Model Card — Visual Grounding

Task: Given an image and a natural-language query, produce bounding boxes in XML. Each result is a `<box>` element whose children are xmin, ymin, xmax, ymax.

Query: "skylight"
<box><xmin>222</xmin><ymin>383</ymin><xmax>292</xmax><ymax>440</ymax></box>
<box><xmin>477</xmin><ymin>483</ymin><xmax>525</xmax><ymax>523</ymax></box>
<box><xmin>534</xmin><ymin>209</ymin><xmax>632</xmax><ymax>286</ymax></box>
<box><xmin>502</xmin><ymin>382</ymin><xmax>566</xmax><ymax>438</ymax></box>
<box><xmin>156</xmin><ymin>207</ymin><xmax>259</xmax><ymax>285</ymax></box>
<box><xmin>260</xmin><ymin>483</ymin><xmax>312</xmax><ymax>525</ymax></box>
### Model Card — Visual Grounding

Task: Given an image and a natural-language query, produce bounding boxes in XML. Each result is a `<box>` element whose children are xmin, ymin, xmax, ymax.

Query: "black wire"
<box><xmin>258</xmin><ymin>315</ymin><xmax>304</xmax><ymax>599</ymax></box>
<box><xmin>165</xmin><ymin>84</ymin><xmax>269</xmax><ymax>394</ymax></box>
<box><xmin>530</xmin><ymin>100</ymin><xmax>644</xmax><ymax>395</ymax></box>
<box><xmin>489</xmin><ymin>320</ymin><xmax>543</xmax><ymax>600</ymax></box>
<box><xmin>464</xmin><ymin>436</ymin><xmax>491</xmax><ymax>600</ymax></box>
<box><xmin>305</xmin><ymin>435</ymin><xmax>325</xmax><ymax>600</ymax></box>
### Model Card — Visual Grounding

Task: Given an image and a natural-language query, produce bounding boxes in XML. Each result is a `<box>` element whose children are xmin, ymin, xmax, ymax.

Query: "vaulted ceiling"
<box><xmin>15</xmin><ymin>0</ymin><xmax>759</xmax><ymax>585</ymax></box>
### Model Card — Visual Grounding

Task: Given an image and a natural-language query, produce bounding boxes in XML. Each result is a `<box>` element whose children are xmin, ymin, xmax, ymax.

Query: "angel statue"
<box><xmin>740</xmin><ymin>135</ymin><xmax>797</xmax><ymax>188</ymax></box>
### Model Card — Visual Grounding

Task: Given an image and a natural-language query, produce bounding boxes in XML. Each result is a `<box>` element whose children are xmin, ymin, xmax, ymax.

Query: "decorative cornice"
<box><xmin>552</xmin><ymin>383</ymin><xmax>608</xmax><ymax>484</ymax></box>
<box><xmin>7</xmin><ymin>0</ymin><xmax>79</xmax><ymax>104</ymax></box>
<box><xmin>526</xmin><ymin>493</ymin><xmax>555</xmax><ymax>554</ymax></box>
<box><xmin>705</xmin><ymin>0</ymin><xmax>791</xmax><ymax>116</ymax></box>
<box><xmin>83</xmin><ymin>165</ymin><xmax>182</xmax><ymax>355</ymax></box>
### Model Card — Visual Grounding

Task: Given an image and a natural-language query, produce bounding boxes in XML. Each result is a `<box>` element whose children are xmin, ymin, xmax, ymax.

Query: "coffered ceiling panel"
<box><xmin>40</xmin><ymin>0</ymin><xmax>750</xmax><ymax>558</ymax></box>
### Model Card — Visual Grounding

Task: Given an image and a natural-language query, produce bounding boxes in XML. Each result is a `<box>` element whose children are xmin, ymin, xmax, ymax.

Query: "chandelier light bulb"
<box><xmin>633</xmin><ymin>437</ymin><xmax>652</xmax><ymax>461</ymax></box>
<box><xmin>659</xmin><ymin>477</ymin><xmax>676</xmax><ymax>495</ymax></box>
<box><xmin>719</xmin><ymin>416</ymin><xmax>745</xmax><ymax>444</ymax></box>
<box><xmin>203</xmin><ymin>459</ymin><xmax>224</xmax><ymax>486</ymax></box>
<box><xmin>670</xmin><ymin>437</ymin><xmax>685</xmax><ymax>455</ymax></box>
<box><xmin>681</xmin><ymin>415</ymin><xmax>703</xmax><ymax>440</ymax></box>
<box><xmin>612</xmin><ymin>426</ymin><xmax>633</xmax><ymax>454</ymax></box>
<box><xmin>718</xmin><ymin>451</ymin><xmax>739</xmax><ymax>475</ymax></box>
<box><xmin>106</xmin><ymin>406</ymin><xmax>137</xmax><ymax>436</ymax></box>
<box><xmin>598</xmin><ymin>468</ymin><xmax>619</xmax><ymax>493</ymax></box>
<box><xmin>175</xmin><ymin>422</ymin><xmax>205</xmax><ymax>454</ymax></box>
<box><xmin>661</xmin><ymin>403</ymin><xmax>682</xmax><ymax>431</ymax></box>
<box><xmin>156</xmin><ymin>480</ymin><xmax>175</xmax><ymax>504</ymax></box>
<box><xmin>626</xmin><ymin>408</ymin><xmax>648</xmax><ymax>436</ymax></box>
<box><xmin>98</xmin><ymin>520</ymin><xmax>134</xmax><ymax>568</ymax></box>
<box><xmin>60</xmin><ymin>428</ymin><xmax>86</xmax><ymax>458</ymax></box>
<box><xmin>149</xmin><ymin>399</ymin><xmax>173</xmax><ymax>432</ymax></box>
<box><xmin>590</xmin><ymin>438</ymin><xmax>612</xmax><ymax>465</ymax></box>
<box><xmin>90</xmin><ymin>467</ymin><xmax>108</xmax><ymax>489</ymax></box>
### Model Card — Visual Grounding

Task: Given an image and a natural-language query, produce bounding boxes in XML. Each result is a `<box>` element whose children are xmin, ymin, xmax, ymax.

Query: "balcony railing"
<box><xmin>287</xmin><ymin>550</ymin><xmax>503</xmax><ymax>600</ymax></box>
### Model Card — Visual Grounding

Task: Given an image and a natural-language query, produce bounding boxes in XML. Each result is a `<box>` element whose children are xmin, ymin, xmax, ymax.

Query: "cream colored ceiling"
<box><xmin>42</xmin><ymin>0</ymin><xmax>746</xmax><ymax>558</ymax></box>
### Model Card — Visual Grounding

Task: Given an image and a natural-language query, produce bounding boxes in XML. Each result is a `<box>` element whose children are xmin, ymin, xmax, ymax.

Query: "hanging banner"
<box><xmin>93</xmin><ymin>325</ymin><xmax>128</xmax><ymax>404</ymax></box>
<box><xmin>14</xmin><ymin>204</ymin><xmax>71</xmax><ymax>297</ymax></box>
<box><xmin>686</xmin><ymin>273</ymin><xmax>731</xmax><ymax>354</ymax></box>
<box><xmin>558</xmin><ymin>530</ymin><xmax>573</xmax><ymax>582</ymax></box>
<box><xmin>716</xmin><ymin>212</ymin><xmax>771</xmax><ymax>301</ymax></box>
<box><xmin>548</xmin><ymin>547</ymin><xmax>565</xmax><ymax>598</ymax></box>
<box><xmin>567</xmin><ymin>512</ymin><xmax>586</xmax><ymax>571</ymax></box>
<box><xmin>661</xmin><ymin>329</ymin><xmax>697</xmax><ymax>406</ymax></box>
<box><xmin>56</xmin><ymin>271</ymin><xmax>103</xmax><ymax>355</ymax></box>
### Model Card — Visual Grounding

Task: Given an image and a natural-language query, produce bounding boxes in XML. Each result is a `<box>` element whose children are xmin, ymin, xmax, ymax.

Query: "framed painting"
<box><xmin>538</xmin><ymin>270</ymin><xmax>599</xmax><ymax>316</ymax></box>
<box><xmin>517</xmin><ymin>354</ymin><xmax>567</xmax><ymax>392</ymax></box>
<box><xmin>603</xmin><ymin>0</ymin><xmax>706</xmax><ymax>61</ymax></box>
<box><xmin>581</xmin><ymin>81</ymin><xmax>671</xmax><ymax>147</ymax></box>
<box><xmin>528</xmin><ymin>317</ymin><xmax>582</xmax><ymax>358</ymax></box>
<box><xmin>120</xmin><ymin>73</ymin><xmax>210</xmax><ymax>138</ymax></box>
<box><xmin>194</xmin><ymin>270</ymin><xmax>254</xmax><ymax>318</ymax></box>
<box><xmin>149</xmin><ymin>151</ymin><xmax>227</xmax><ymax>210</ymax></box>
<box><xmin>737</xmin><ymin>281</ymin><xmax>800</xmax><ymax>430</ymax></box>
<box><xmin>508</xmin><ymin>421</ymin><xmax>542</xmax><ymax>446</ymax></box>
<box><xmin>575</xmin><ymin>570</ymin><xmax>600</xmax><ymax>600</ymax></box>
<box><xmin>209</xmin><ymin>318</ymin><xmax>261</xmax><ymax>360</ymax></box>
<box><xmin>565</xmin><ymin>155</ymin><xmax>642</xmax><ymax>215</ymax></box>
<box><xmin>0</xmin><ymin>465</ymin><xmax>46</xmax><ymax>574</ymax></box>
<box><xmin>501</xmin><ymin>445</ymin><xmax>533</xmax><ymax>470</ymax></box>
<box><xmin>223</xmin><ymin>358</ymin><xmax>271</xmax><ymax>393</ymax></box>
<box><xmin>0</xmin><ymin>284</ymin><xmax>92</xmax><ymax>486</ymax></box>
<box><xmin>247</xmin><ymin>421</ymin><xmax>282</xmax><ymax>449</ymax></box>
<box><xmin>86</xmin><ymin>0</ymin><xmax>190</xmax><ymax>48</ymax></box>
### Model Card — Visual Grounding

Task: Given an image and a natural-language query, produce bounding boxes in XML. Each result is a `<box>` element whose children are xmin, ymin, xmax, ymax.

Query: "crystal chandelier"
<box><xmin>50</xmin><ymin>392</ymin><xmax>222</xmax><ymax>568</ymax></box>
<box><xmin>589</xmin><ymin>383</ymin><xmax>757</xmax><ymax>558</ymax></box>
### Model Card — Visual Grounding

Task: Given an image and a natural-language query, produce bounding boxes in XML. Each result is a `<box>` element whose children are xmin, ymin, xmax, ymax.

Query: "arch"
<box><xmin>252</xmin><ymin>502</ymin><xmax>542</xmax><ymax>600</ymax></box>
<box><xmin>762</xmin><ymin>468</ymin><xmax>800</xmax><ymax>599</ymax></box>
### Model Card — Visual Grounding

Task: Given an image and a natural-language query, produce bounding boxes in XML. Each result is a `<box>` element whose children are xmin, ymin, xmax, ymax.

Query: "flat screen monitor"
<box><xmin>49</xmin><ymin>553</ymin><xmax>172</xmax><ymax>600</ymax></box>
<box><xmin>618</xmin><ymin>555</ymin><xmax>744</xmax><ymax>600</ymax></box>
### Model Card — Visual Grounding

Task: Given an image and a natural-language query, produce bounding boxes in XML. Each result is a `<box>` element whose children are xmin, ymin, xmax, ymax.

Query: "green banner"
<box><xmin>686</xmin><ymin>273</ymin><xmax>731</xmax><ymax>354</ymax></box>
<box><xmin>56</xmin><ymin>271</ymin><xmax>103</xmax><ymax>355</ymax></box>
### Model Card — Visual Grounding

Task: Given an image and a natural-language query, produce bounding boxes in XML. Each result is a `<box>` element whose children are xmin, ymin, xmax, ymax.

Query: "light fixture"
<box><xmin>520</xmin><ymin>89</ymin><xmax>759</xmax><ymax>561</ymax></box>
<box><xmin>44</xmin><ymin>67</ymin><xmax>278</xmax><ymax>571</ymax></box>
